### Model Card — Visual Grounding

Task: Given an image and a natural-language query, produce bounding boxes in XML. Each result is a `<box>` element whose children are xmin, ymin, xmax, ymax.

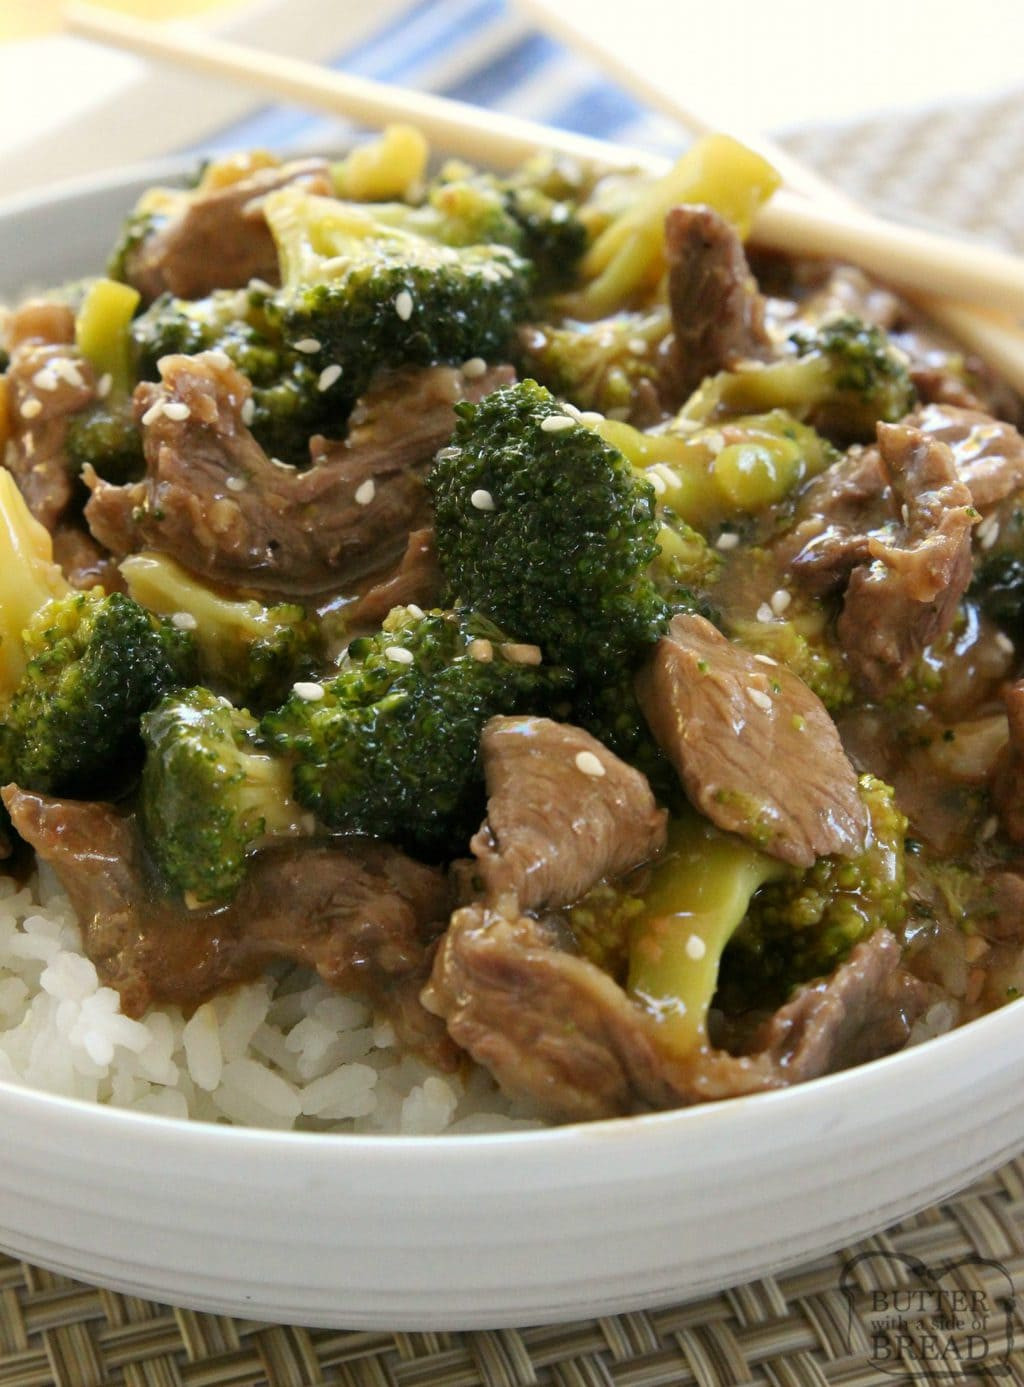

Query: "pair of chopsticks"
<box><xmin>63</xmin><ymin>1</ymin><xmax>1024</xmax><ymax>391</ymax></box>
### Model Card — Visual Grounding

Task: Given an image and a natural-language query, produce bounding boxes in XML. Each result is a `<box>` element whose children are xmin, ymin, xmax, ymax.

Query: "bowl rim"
<box><xmin>0</xmin><ymin>151</ymin><xmax>1021</xmax><ymax>1158</ymax></box>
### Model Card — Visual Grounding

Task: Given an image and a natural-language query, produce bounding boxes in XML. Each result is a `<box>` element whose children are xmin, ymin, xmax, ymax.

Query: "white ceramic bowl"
<box><xmin>1</xmin><ymin>163</ymin><xmax>1023</xmax><ymax>1332</ymax></box>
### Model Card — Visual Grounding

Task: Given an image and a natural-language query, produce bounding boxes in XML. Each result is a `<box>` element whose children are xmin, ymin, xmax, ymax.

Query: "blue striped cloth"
<box><xmin>190</xmin><ymin>0</ymin><xmax>685</xmax><ymax>161</ymax></box>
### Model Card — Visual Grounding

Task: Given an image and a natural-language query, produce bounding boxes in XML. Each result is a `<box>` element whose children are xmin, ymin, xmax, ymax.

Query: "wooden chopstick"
<box><xmin>63</xmin><ymin>1</ymin><xmax>1024</xmax><ymax>327</ymax></box>
<box><xmin>519</xmin><ymin>0</ymin><xmax>1024</xmax><ymax>393</ymax></box>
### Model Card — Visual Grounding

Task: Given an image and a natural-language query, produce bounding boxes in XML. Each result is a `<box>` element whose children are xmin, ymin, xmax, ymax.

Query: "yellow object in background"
<box><xmin>0</xmin><ymin>0</ymin><xmax>243</xmax><ymax>43</ymax></box>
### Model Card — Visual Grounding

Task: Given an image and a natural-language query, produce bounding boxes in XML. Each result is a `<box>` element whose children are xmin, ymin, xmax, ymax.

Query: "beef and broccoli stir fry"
<box><xmin>1</xmin><ymin>126</ymin><xmax>1022</xmax><ymax>1123</ymax></box>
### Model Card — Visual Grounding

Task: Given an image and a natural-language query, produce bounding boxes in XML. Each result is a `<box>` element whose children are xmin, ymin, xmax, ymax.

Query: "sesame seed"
<box><xmin>206</xmin><ymin>349</ymin><xmax>232</xmax><ymax>368</ymax></box>
<box><xmin>384</xmin><ymin>645</ymin><xmax>415</xmax><ymax>665</ymax></box>
<box><xmin>716</xmin><ymin>532</ymin><xmax>740</xmax><ymax>551</ymax></box>
<box><xmin>500</xmin><ymin>642</ymin><xmax>542</xmax><ymax>666</ymax></box>
<box><xmin>574</xmin><ymin>750</ymin><xmax>606</xmax><ymax>777</ymax></box>
<box><xmin>96</xmin><ymin>372</ymin><xmax>112</xmax><ymax>399</ymax></box>
<box><xmin>140</xmin><ymin>399</ymin><xmax>166</xmax><ymax>426</ymax></box>
<box><xmin>748</xmin><ymin>688</ymin><xmax>773</xmax><ymax>712</ymax></box>
<box><xmin>405</xmin><ymin>604</ymin><xmax>424</xmax><ymax>619</ymax></box>
<box><xmin>436</xmin><ymin>446</ymin><xmax>461</xmax><ymax>461</ymax></box>
<box><xmin>995</xmin><ymin>632</ymin><xmax>1015</xmax><ymax>655</ymax></box>
<box><xmin>226</xmin><ymin>476</ymin><xmax>247</xmax><ymax>493</ymax></box>
<box><xmin>20</xmin><ymin>397</ymin><xmax>42</xmax><ymax>419</ymax></box>
<box><xmin>394</xmin><ymin>290</ymin><xmax>414</xmax><ymax>321</ymax></box>
<box><xmin>702</xmin><ymin>430</ymin><xmax>726</xmax><ymax>453</ymax></box>
<box><xmin>270</xmin><ymin>456</ymin><xmax>294</xmax><ymax>470</ymax></box>
<box><xmin>561</xmin><ymin>402</ymin><xmax>583</xmax><ymax>421</ymax></box>
<box><xmin>240</xmin><ymin>397</ymin><xmax>255</xmax><ymax>426</ymax></box>
<box><xmin>318</xmin><ymin>363</ymin><xmax>343</xmax><ymax>392</ymax></box>
<box><xmin>461</xmin><ymin>356</ymin><xmax>487</xmax><ymax>379</ymax></box>
<box><xmin>980</xmin><ymin>816</ymin><xmax>999</xmax><ymax>842</ymax></box>
<box><xmin>293</xmin><ymin>338</ymin><xmax>322</xmax><ymax>354</ymax></box>
<box><xmin>293</xmin><ymin>681</ymin><xmax>325</xmax><ymax>701</ymax></box>
<box><xmin>31</xmin><ymin>367</ymin><xmax>58</xmax><ymax>392</ymax></box>
<box><xmin>628</xmin><ymin>337</ymin><xmax>648</xmax><ymax>355</ymax></box>
<box><xmin>540</xmin><ymin>413</ymin><xmax>576</xmax><ymax>432</ymax></box>
<box><xmin>901</xmin><ymin>503</ymin><xmax>911</xmax><ymax>526</ymax></box>
<box><xmin>163</xmin><ymin>401</ymin><xmax>191</xmax><ymax>422</ymax></box>
<box><xmin>579</xmin><ymin>411</ymin><xmax>604</xmax><ymax>425</ymax></box>
<box><xmin>470</xmin><ymin>488</ymin><xmax>495</xmax><ymax>511</ymax></box>
<box><xmin>977</xmin><ymin>516</ymin><xmax>1000</xmax><ymax>550</ymax></box>
<box><xmin>468</xmin><ymin>638</ymin><xmax>494</xmax><ymax>662</ymax></box>
<box><xmin>770</xmin><ymin>588</ymin><xmax>792</xmax><ymax>616</ymax></box>
<box><xmin>354</xmin><ymin>479</ymin><xmax>376</xmax><ymax>506</ymax></box>
<box><xmin>756</xmin><ymin>602</ymin><xmax>774</xmax><ymax>623</ymax></box>
<box><xmin>171</xmin><ymin>611</ymin><xmax>198</xmax><ymax>631</ymax></box>
<box><xmin>753</xmin><ymin>653</ymin><xmax>778</xmax><ymax>666</ymax></box>
<box><xmin>52</xmin><ymin>357</ymin><xmax>85</xmax><ymax>389</ymax></box>
<box><xmin>685</xmin><ymin>935</ymin><xmax>706</xmax><ymax>960</ymax></box>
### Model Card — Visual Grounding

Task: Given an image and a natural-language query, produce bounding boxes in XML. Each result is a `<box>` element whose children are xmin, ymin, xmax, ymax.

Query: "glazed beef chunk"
<box><xmin>121</xmin><ymin>158</ymin><xmax>333</xmax><ymax>303</ymax></box>
<box><xmin>85</xmin><ymin>353</ymin><xmax>513</xmax><ymax>595</ymax></box>
<box><xmin>637</xmin><ymin>613</ymin><xmax>867</xmax><ymax>867</ymax></box>
<box><xmin>469</xmin><ymin>716</ymin><xmax>668</xmax><ymax>911</ymax></box>
<box><xmin>837</xmin><ymin>422</ymin><xmax>976</xmax><ymax>698</ymax></box>
<box><xmin>664</xmin><ymin>204</ymin><xmax>772</xmax><ymax>399</ymax></box>
<box><xmin>905</xmin><ymin>400</ymin><xmax>1024</xmax><ymax>510</ymax></box>
<box><xmin>423</xmin><ymin>713</ymin><xmax>921</xmax><ymax>1121</ymax></box>
<box><xmin>5</xmin><ymin>786</ymin><xmax>455</xmax><ymax>1066</ymax></box>
<box><xmin>3</xmin><ymin>302</ymin><xmax>95</xmax><ymax>532</ymax></box>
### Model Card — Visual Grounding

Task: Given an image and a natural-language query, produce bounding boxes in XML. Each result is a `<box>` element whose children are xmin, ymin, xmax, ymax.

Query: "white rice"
<box><xmin>0</xmin><ymin>866</ymin><xmax>542</xmax><ymax>1135</ymax></box>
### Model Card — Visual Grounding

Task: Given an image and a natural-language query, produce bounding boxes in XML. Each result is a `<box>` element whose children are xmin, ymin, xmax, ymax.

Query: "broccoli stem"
<box><xmin>74</xmin><ymin>278</ymin><xmax>141</xmax><ymax>397</ymax></box>
<box><xmin>0</xmin><ymin>471</ymin><xmax>71</xmax><ymax>699</ymax></box>
<box><xmin>627</xmin><ymin>816</ymin><xmax>785</xmax><ymax>1057</ymax></box>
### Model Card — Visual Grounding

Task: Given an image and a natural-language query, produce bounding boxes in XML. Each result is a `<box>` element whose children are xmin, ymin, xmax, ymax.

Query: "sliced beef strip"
<box><xmin>993</xmin><ymin>680</ymin><xmax>1024</xmax><ymax>845</ymax></box>
<box><xmin>122</xmin><ymin>158</ymin><xmax>332</xmax><ymax>303</ymax></box>
<box><xmin>51</xmin><ymin>524</ymin><xmax>125</xmax><ymax>594</ymax></box>
<box><xmin>469</xmin><ymin>716</ymin><xmax>668</xmax><ymax>912</ymax></box>
<box><xmin>985</xmin><ymin>871</ymin><xmax>1024</xmax><ymax>944</ymax></box>
<box><xmin>756</xmin><ymin>929</ymin><xmax>926</xmax><ymax>1076</ymax></box>
<box><xmin>4</xmin><ymin>785</ymin><xmax>455</xmax><ymax>1066</ymax></box>
<box><xmin>773</xmin><ymin>443</ymin><xmax>892</xmax><ymax>596</ymax></box>
<box><xmin>637</xmin><ymin>613</ymin><xmax>867</xmax><ymax>867</ymax></box>
<box><xmin>837</xmin><ymin>422</ymin><xmax>977</xmax><ymax>699</ymax></box>
<box><xmin>4</xmin><ymin>339</ymin><xmax>96</xmax><ymax>531</ymax></box>
<box><xmin>663</xmin><ymin>205</ymin><xmax>772</xmax><ymax>401</ymax></box>
<box><xmin>84</xmin><ymin>353</ymin><xmax>513</xmax><ymax>595</ymax></box>
<box><xmin>904</xmin><ymin>401</ymin><xmax>1024</xmax><ymax>511</ymax></box>
<box><xmin>348</xmin><ymin>527</ymin><xmax>442</xmax><ymax>628</ymax></box>
<box><xmin>424</xmin><ymin>904</ymin><xmax>921</xmax><ymax>1121</ymax></box>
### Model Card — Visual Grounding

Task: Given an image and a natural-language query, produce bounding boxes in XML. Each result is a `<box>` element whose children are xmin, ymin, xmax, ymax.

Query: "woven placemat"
<box><xmin>3</xmin><ymin>78</ymin><xmax>1024</xmax><ymax>1387</ymax></box>
<box><xmin>1</xmin><ymin>1156</ymin><xmax>1023</xmax><ymax>1385</ymax></box>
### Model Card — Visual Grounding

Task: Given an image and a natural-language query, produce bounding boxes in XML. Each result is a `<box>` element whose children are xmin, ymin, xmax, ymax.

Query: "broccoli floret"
<box><xmin>140</xmin><ymin>687</ymin><xmax>308</xmax><ymax>904</ymax></box>
<box><xmin>429</xmin><ymin>379</ymin><xmax>667</xmax><ymax>680</ymax></box>
<box><xmin>722</xmin><ymin>775</ymin><xmax>907</xmax><ymax>1005</ymax></box>
<box><xmin>0</xmin><ymin>589</ymin><xmax>193</xmax><ymax>795</ymax></box>
<box><xmin>261</xmin><ymin>606</ymin><xmax>569</xmax><ymax>857</ymax></box>
<box><xmin>517</xmin><ymin>307</ymin><xmax>671</xmax><ymax>419</ymax></box>
<box><xmin>681</xmin><ymin>315</ymin><xmax>916</xmax><ymax>445</ymax></box>
<box><xmin>563</xmin><ymin>133</ymin><xmax>780</xmax><ymax>320</ymax></box>
<box><xmin>65</xmin><ymin>404</ymin><xmax>143</xmax><ymax>483</ymax></box>
<box><xmin>121</xmin><ymin>552</ymin><xmax>323</xmax><ymax>709</ymax></box>
<box><xmin>107</xmin><ymin>209</ymin><xmax>164</xmax><ymax>283</ymax></box>
<box><xmin>972</xmin><ymin>552</ymin><xmax>1024</xmax><ymax>629</ymax></box>
<box><xmin>261</xmin><ymin>186</ymin><xmax>532</xmax><ymax>396</ymax></box>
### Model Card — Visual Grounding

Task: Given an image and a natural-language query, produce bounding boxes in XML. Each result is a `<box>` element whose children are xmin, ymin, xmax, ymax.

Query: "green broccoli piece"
<box><xmin>722</xmin><ymin>775</ymin><xmax>907</xmax><ymax>1006</ymax></box>
<box><xmin>261</xmin><ymin>605</ymin><xmax>569</xmax><ymax>857</ymax></box>
<box><xmin>517</xmin><ymin>306</ymin><xmax>671</xmax><ymax>420</ymax></box>
<box><xmin>0</xmin><ymin>590</ymin><xmax>193</xmax><ymax>795</ymax></box>
<box><xmin>120</xmin><ymin>552</ymin><xmax>323</xmax><ymax>709</ymax></box>
<box><xmin>65</xmin><ymin>404</ymin><xmax>143</xmax><ymax>484</ymax></box>
<box><xmin>0</xmin><ymin>470</ymin><xmax>192</xmax><ymax>797</ymax></box>
<box><xmin>140</xmin><ymin>686</ymin><xmax>308</xmax><ymax>904</ymax></box>
<box><xmin>681</xmin><ymin>315</ymin><xmax>916</xmax><ymax>445</ymax></box>
<box><xmin>107</xmin><ymin>208</ymin><xmax>164</xmax><ymax>283</ymax></box>
<box><xmin>429</xmin><ymin>378</ymin><xmax>667</xmax><ymax>680</ymax></box>
<box><xmin>969</xmin><ymin>490</ymin><xmax>1024</xmax><ymax>629</ymax></box>
<box><xmin>260</xmin><ymin>186</ymin><xmax>532</xmax><ymax>399</ymax></box>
